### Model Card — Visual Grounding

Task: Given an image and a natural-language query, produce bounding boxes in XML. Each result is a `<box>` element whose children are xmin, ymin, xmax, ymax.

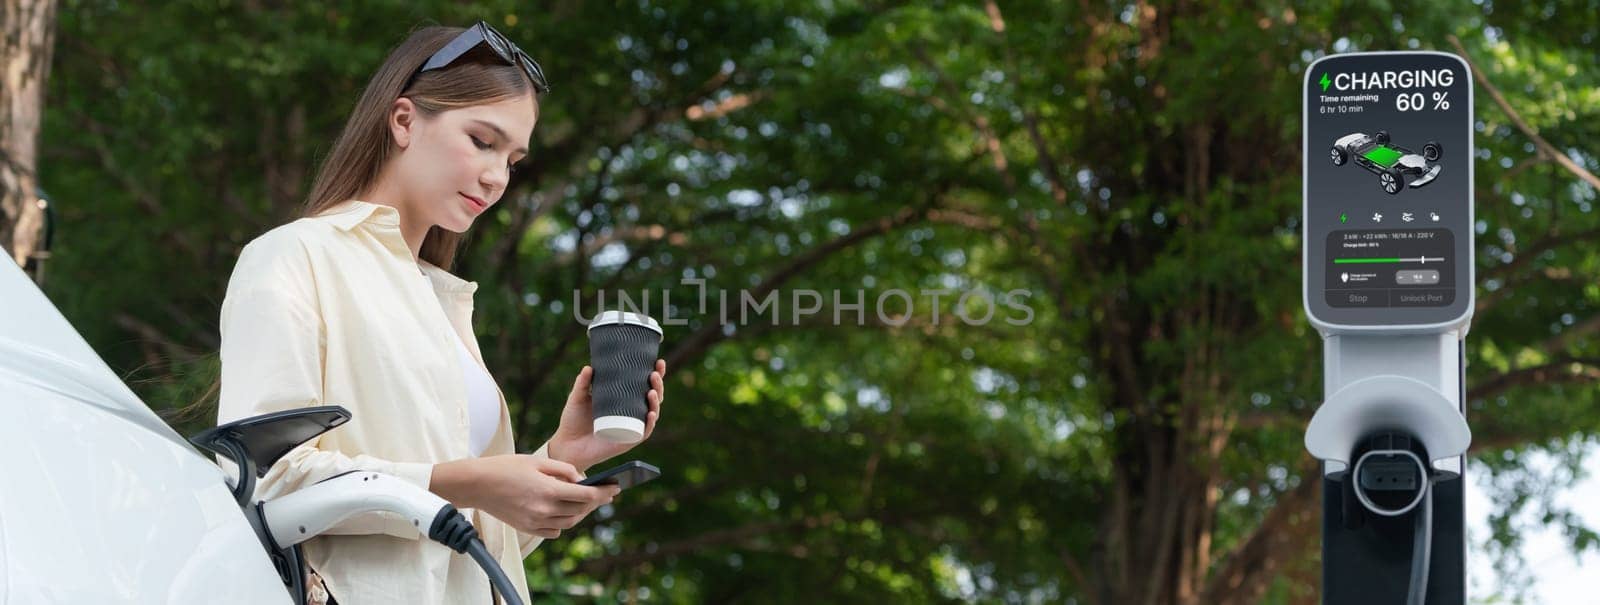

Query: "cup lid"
<box><xmin>586</xmin><ymin>310</ymin><xmax>663</xmax><ymax>340</ymax></box>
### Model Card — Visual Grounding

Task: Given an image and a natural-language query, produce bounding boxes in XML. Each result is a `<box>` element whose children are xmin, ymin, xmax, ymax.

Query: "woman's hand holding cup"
<box><xmin>548</xmin><ymin>358</ymin><xmax>666</xmax><ymax>472</ymax></box>
<box><xmin>549</xmin><ymin>311</ymin><xmax>666</xmax><ymax>471</ymax></box>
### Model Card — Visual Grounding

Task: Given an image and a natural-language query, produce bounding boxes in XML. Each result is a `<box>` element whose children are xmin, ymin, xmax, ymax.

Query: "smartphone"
<box><xmin>577</xmin><ymin>460</ymin><xmax>661</xmax><ymax>490</ymax></box>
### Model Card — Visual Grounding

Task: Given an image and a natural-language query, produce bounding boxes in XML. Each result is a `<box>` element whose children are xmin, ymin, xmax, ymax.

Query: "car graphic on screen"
<box><xmin>1330</xmin><ymin>131</ymin><xmax>1443</xmax><ymax>195</ymax></box>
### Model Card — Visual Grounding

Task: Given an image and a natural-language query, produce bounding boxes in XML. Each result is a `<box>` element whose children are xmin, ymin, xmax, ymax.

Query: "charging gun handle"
<box><xmin>258</xmin><ymin>472</ymin><xmax>525</xmax><ymax>605</ymax></box>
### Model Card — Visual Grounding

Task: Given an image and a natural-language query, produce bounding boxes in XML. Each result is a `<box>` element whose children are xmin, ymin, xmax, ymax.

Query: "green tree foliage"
<box><xmin>37</xmin><ymin>1</ymin><xmax>1599</xmax><ymax>602</ymax></box>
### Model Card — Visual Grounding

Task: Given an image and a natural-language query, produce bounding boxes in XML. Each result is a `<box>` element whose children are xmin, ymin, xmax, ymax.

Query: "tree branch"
<box><xmin>984</xmin><ymin>0</ymin><xmax>1072</xmax><ymax>205</ymax></box>
<box><xmin>1466</xmin><ymin>356</ymin><xmax>1600</xmax><ymax>403</ymax></box>
<box><xmin>906</xmin><ymin>42</ymin><xmax>1016</xmax><ymax>193</ymax></box>
<box><xmin>574</xmin><ymin>512</ymin><xmax>852</xmax><ymax>577</ymax></box>
<box><xmin>1199</xmin><ymin>457</ymin><xmax>1322</xmax><ymax>605</ymax></box>
<box><xmin>1540</xmin><ymin>312</ymin><xmax>1600</xmax><ymax>357</ymax></box>
<box><xmin>1447</xmin><ymin>35</ymin><xmax>1600</xmax><ymax>192</ymax></box>
<box><xmin>114</xmin><ymin>312</ymin><xmax>203</xmax><ymax>367</ymax></box>
<box><xmin>1480</xmin><ymin>226</ymin><xmax>1600</xmax><ymax>284</ymax></box>
<box><xmin>663</xmin><ymin>199</ymin><xmax>939</xmax><ymax>370</ymax></box>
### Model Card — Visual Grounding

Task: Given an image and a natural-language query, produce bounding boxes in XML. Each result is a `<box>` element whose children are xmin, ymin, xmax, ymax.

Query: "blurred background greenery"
<box><xmin>16</xmin><ymin>0</ymin><xmax>1600</xmax><ymax>602</ymax></box>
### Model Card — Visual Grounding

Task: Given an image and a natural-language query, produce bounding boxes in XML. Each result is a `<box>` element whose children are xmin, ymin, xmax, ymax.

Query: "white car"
<box><xmin>0</xmin><ymin>254</ymin><xmax>516</xmax><ymax>604</ymax></box>
<box><xmin>0</xmin><ymin>253</ymin><xmax>291</xmax><ymax>603</ymax></box>
<box><xmin>1330</xmin><ymin>131</ymin><xmax>1443</xmax><ymax>195</ymax></box>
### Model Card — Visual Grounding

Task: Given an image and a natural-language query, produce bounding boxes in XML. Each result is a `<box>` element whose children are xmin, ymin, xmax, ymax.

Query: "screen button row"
<box><xmin>1327</xmin><ymin>288</ymin><xmax>1455</xmax><ymax>308</ymax></box>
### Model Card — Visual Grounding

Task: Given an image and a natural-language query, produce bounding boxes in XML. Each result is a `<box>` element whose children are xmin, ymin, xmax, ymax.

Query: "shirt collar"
<box><xmin>315</xmin><ymin>199</ymin><xmax>401</xmax><ymax>231</ymax></box>
<box><xmin>315</xmin><ymin>200</ymin><xmax>480</xmax><ymax>297</ymax></box>
<box><xmin>420</xmin><ymin>261</ymin><xmax>479</xmax><ymax>296</ymax></box>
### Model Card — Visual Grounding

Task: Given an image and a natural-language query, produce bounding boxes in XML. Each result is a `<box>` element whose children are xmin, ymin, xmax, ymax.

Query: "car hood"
<box><xmin>1334</xmin><ymin>133</ymin><xmax>1369</xmax><ymax>148</ymax></box>
<box><xmin>0</xmin><ymin>252</ymin><xmax>195</xmax><ymax>454</ymax></box>
<box><xmin>1397</xmin><ymin>154</ymin><xmax>1429</xmax><ymax>169</ymax></box>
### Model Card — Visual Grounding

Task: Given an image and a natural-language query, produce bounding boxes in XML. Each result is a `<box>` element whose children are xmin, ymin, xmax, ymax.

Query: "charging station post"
<box><xmin>1302</xmin><ymin>51</ymin><xmax>1475</xmax><ymax>605</ymax></box>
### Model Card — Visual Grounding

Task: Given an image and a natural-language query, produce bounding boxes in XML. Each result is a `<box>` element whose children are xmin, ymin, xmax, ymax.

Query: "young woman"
<box><xmin>216</xmin><ymin>23</ymin><xmax>667</xmax><ymax>605</ymax></box>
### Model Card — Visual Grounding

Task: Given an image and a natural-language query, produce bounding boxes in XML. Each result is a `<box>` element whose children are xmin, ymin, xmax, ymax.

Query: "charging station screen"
<box><xmin>1304</xmin><ymin>52</ymin><xmax>1473</xmax><ymax>328</ymax></box>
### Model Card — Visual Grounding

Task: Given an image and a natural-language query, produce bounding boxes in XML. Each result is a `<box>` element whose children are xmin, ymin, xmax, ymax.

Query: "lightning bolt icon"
<box><xmin>1319</xmin><ymin>73</ymin><xmax>1331</xmax><ymax>92</ymax></box>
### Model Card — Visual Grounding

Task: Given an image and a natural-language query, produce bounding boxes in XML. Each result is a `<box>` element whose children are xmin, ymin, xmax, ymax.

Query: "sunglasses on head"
<box><xmin>407</xmin><ymin>21</ymin><xmax>550</xmax><ymax>94</ymax></box>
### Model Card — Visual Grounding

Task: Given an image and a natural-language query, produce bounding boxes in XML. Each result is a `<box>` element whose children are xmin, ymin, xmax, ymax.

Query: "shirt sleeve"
<box><xmin>217</xmin><ymin>231</ymin><xmax>434</xmax><ymax>540</ymax></box>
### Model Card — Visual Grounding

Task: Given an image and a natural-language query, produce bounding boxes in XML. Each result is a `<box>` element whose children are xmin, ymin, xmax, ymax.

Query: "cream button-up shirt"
<box><xmin>217</xmin><ymin>200</ymin><xmax>547</xmax><ymax>605</ymax></box>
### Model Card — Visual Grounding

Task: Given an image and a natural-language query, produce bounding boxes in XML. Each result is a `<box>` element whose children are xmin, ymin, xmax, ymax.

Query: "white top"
<box><xmin>420</xmin><ymin>271</ymin><xmax>500</xmax><ymax>457</ymax></box>
<box><xmin>453</xmin><ymin>333</ymin><xmax>501</xmax><ymax>457</ymax></box>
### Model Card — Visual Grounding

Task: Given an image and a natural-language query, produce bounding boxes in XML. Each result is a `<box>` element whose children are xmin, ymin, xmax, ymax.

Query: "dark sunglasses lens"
<box><xmin>483</xmin><ymin>27</ymin><xmax>513</xmax><ymax>59</ymax></box>
<box><xmin>519</xmin><ymin>54</ymin><xmax>548</xmax><ymax>90</ymax></box>
<box><xmin>471</xmin><ymin>23</ymin><xmax>548</xmax><ymax>92</ymax></box>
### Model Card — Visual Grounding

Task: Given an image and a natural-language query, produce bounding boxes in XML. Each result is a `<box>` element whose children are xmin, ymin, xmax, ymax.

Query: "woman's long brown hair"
<box><xmin>301</xmin><ymin>24</ymin><xmax>540</xmax><ymax>269</ymax></box>
<box><xmin>162</xmin><ymin>24</ymin><xmax>540</xmax><ymax>426</ymax></box>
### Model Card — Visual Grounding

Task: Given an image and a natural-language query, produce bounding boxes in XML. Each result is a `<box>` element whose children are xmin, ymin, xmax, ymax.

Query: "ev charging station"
<box><xmin>1302</xmin><ymin>52</ymin><xmax>1474</xmax><ymax>604</ymax></box>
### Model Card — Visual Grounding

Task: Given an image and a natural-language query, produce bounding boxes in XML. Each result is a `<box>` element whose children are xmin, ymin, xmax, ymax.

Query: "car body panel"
<box><xmin>1333</xmin><ymin>132</ymin><xmax>1368</xmax><ymax>149</ymax></box>
<box><xmin>0</xmin><ymin>254</ymin><xmax>290</xmax><ymax>604</ymax></box>
<box><xmin>1409</xmin><ymin>164</ymin><xmax>1443</xmax><ymax>187</ymax></box>
<box><xmin>1331</xmin><ymin>131</ymin><xmax>1442</xmax><ymax>192</ymax></box>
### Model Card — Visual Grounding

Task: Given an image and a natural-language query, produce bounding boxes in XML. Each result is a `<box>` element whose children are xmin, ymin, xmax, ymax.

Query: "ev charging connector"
<box><xmin>1302</xmin><ymin>51</ymin><xmax>1475</xmax><ymax>605</ymax></box>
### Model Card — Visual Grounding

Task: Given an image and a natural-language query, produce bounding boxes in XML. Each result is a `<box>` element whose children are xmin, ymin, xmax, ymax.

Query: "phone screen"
<box><xmin>578</xmin><ymin>461</ymin><xmax>660</xmax><ymax>490</ymax></box>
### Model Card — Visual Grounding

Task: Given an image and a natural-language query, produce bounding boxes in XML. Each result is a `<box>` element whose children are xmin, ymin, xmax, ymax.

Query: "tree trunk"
<box><xmin>0</xmin><ymin>0</ymin><xmax>59</xmax><ymax>272</ymax></box>
<box><xmin>1068</xmin><ymin>101</ymin><xmax>1322</xmax><ymax>602</ymax></box>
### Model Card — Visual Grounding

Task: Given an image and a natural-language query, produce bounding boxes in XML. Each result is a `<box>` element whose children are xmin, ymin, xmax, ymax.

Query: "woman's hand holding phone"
<box><xmin>433</xmin><ymin>454</ymin><xmax>620</xmax><ymax>539</ymax></box>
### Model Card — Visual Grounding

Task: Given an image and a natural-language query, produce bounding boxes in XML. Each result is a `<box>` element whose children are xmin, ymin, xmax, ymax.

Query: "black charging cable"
<box><xmin>1352</xmin><ymin>444</ymin><xmax>1435</xmax><ymax>605</ymax></box>
<box><xmin>428</xmin><ymin>504</ymin><xmax>525</xmax><ymax>605</ymax></box>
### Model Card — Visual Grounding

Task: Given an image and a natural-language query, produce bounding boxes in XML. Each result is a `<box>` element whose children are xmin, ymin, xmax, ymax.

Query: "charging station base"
<box><xmin>1322</xmin><ymin>475</ymin><xmax>1465</xmax><ymax>604</ymax></box>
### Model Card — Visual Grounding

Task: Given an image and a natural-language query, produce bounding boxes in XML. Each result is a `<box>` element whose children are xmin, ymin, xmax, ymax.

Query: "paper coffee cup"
<box><xmin>586</xmin><ymin>310</ymin><xmax>663</xmax><ymax>443</ymax></box>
